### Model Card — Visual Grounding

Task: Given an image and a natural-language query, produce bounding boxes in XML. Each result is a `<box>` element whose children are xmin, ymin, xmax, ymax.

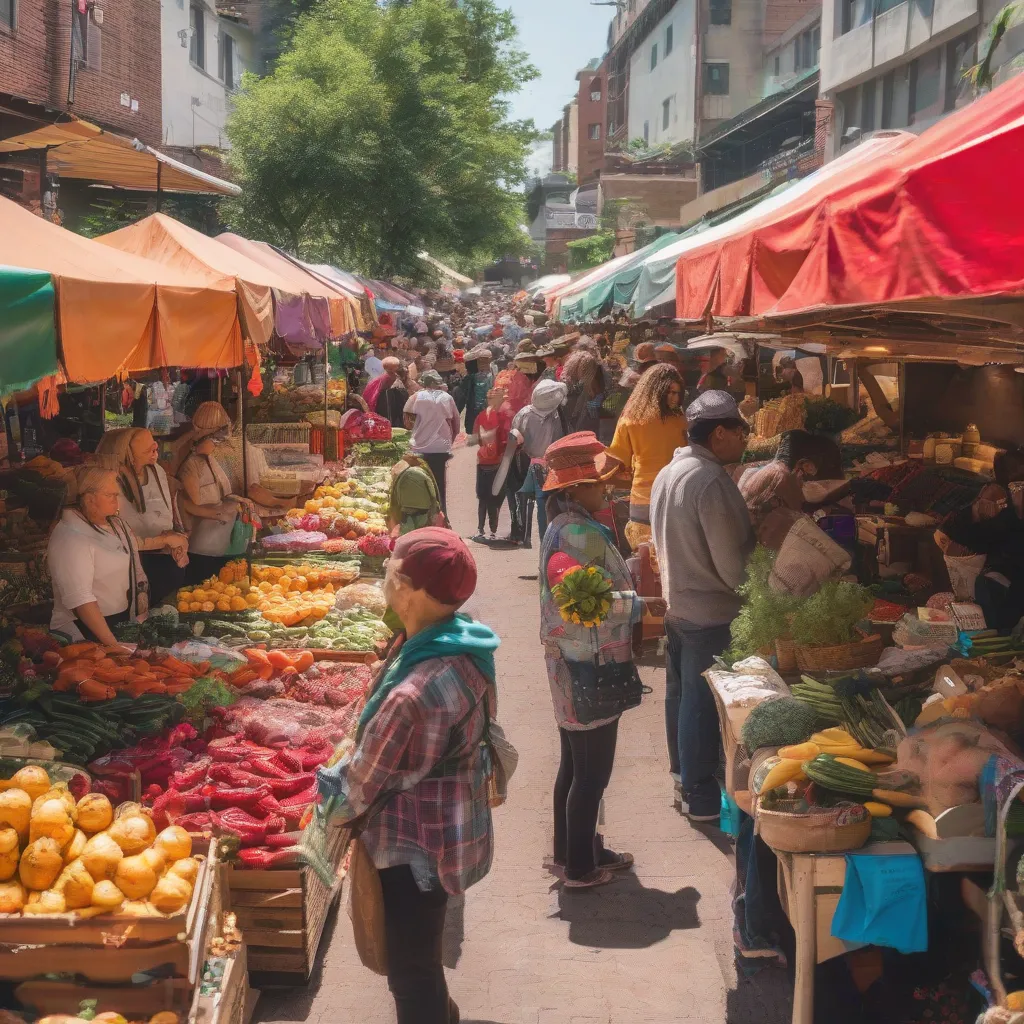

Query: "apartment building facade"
<box><xmin>161</xmin><ymin>0</ymin><xmax>256</xmax><ymax>150</ymax></box>
<box><xmin>0</xmin><ymin>0</ymin><xmax>163</xmax><ymax>145</ymax></box>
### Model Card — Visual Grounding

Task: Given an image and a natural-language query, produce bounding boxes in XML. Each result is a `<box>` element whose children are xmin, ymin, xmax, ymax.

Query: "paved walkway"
<box><xmin>255</xmin><ymin>445</ymin><xmax>793</xmax><ymax>1024</ymax></box>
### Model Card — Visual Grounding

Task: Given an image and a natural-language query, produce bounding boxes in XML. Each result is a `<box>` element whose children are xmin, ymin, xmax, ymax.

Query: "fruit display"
<box><xmin>248</xmin><ymin>380</ymin><xmax>348</xmax><ymax>422</ymax></box>
<box><xmin>282</xmin><ymin>478</ymin><xmax>390</xmax><ymax>540</ymax></box>
<box><xmin>251</xmin><ymin>561</ymin><xmax>360</xmax><ymax>590</ymax></box>
<box><xmin>36</xmin><ymin>1010</ymin><xmax>181</xmax><ymax>1024</ymax></box>
<box><xmin>0</xmin><ymin>765</ymin><xmax>201</xmax><ymax>919</ymax></box>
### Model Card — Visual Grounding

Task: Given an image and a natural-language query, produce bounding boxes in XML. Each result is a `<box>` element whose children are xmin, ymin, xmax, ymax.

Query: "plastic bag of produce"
<box><xmin>169</xmin><ymin>639</ymin><xmax>248</xmax><ymax>672</ymax></box>
<box><xmin>334</xmin><ymin>582</ymin><xmax>387</xmax><ymax>617</ymax></box>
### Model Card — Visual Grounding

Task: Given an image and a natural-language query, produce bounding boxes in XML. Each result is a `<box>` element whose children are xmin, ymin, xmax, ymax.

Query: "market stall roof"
<box><xmin>675</xmin><ymin>74</ymin><xmax>1024</xmax><ymax>327</ymax></box>
<box><xmin>299</xmin><ymin>263</ymin><xmax>376</xmax><ymax>331</ymax></box>
<box><xmin>0</xmin><ymin>198</ymin><xmax>241</xmax><ymax>382</ymax></box>
<box><xmin>418</xmin><ymin>252</ymin><xmax>473</xmax><ymax>289</ymax></box>
<box><xmin>0</xmin><ymin>119</ymin><xmax>240</xmax><ymax>195</ymax></box>
<box><xmin>553</xmin><ymin>231</ymin><xmax>681</xmax><ymax>322</ymax></box>
<box><xmin>356</xmin><ymin>276</ymin><xmax>419</xmax><ymax>311</ymax></box>
<box><xmin>525</xmin><ymin>273</ymin><xmax>571</xmax><ymax>296</ymax></box>
<box><xmin>630</xmin><ymin>131</ymin><xmax>914</xmax><ymax>319</ymax></box>
<box><xmin>216</xmin><ymin>233</ymin><xmax>360</xmax><ymax>337</ymax></box>
<box><xmin>544</xmin><ymin>250</ymin><xmax>640</xmax><ymax>313</ymax></box>
<box><xmin>0</xmin><ymin>265</ymin><xmax>58</xmax><ymax>395</ymax></box>
<box><xmin>98</xmin><ymin>213</ymin><xmax>304</xmax><ymax>349</ymax></box>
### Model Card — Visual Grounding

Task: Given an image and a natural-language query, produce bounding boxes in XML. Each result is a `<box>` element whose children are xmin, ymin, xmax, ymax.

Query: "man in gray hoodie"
<box><xmin>650</xmin><ymin>391</ymin><xmax>755</xmax><ymax>821</ymax></box>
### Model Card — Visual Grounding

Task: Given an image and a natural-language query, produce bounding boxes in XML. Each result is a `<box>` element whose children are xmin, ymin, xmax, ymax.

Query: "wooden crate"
<box><xmin>0</xmin><ymin>839</ymin><xmax>218</xmax><ymax>985</ymax></box>
<box><xmin>190</xmin><ymin>944</ymin><xmax>254</xmax><ymax>1024</ymax></box>
<box><xmin>224</xmin><ymin>826</ymin><xmax>347</xmax><ymax>982</ymax></box>
<box><xmin>15</xmin><ymin>978</ymin><xmax>193</xmax><ymax>1019</ymax></box>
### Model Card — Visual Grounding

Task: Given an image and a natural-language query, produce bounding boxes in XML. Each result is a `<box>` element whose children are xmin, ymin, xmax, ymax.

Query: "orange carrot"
<box><xmin>77</xmin><ymin>680</ymin><xmax>116</xmax><ymax>701</ymax></box>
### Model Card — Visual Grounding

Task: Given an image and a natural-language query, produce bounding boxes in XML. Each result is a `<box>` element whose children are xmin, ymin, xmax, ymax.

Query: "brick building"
<box><xmin>0</xmin><ymin>0</ymin><xmax>162</xmax><ymax>145</ymax></box>
<box><xmin>575</xmin><ymin>58</ymin><xmax>607</xmax><ymax>185</ymax></box>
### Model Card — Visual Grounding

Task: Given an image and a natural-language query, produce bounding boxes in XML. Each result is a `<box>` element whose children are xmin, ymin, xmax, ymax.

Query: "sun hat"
<box><xmin>686</xmin><ymin>390</ymin><xmax>743</xmax><ymax>426</ymax></box>
<box><xmin>534</xmin><ymin>345</ymin><xmax>555</xmax><ymax>358</ymax></box>
<box><xmin>418</xmin><ymin>369</ymin><xmax>444</xmax><ymax>388</ymax></box>
<box><xmin>465</xmin><ymin>343</ymin><xmax>493</xmax><ymax>361</ymax></box>
<box><xmin>634</xmin><ymin>342</ymin><xmax>658</xmax><ymax>363</ymax></box>
<box><xmin>549</xmin><ymin>339</ymin><xmax>571</xmax><ymax>356</ymax></box>
<box><xmin>542</xmin><ymin>432</ymin><xmax>623</xmax><ymax>492</ymax></box>
<box><xmin>515</xmin><ymin>339</ymin><xmax>537</xmax><ymax>355</ymax></box>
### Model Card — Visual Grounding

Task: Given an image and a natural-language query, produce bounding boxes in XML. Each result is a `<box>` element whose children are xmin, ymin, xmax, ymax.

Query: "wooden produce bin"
<box><xmin>190</xmin><ymin>939</ymin><xmax>256</xmax><ymax>1024</ymax></box>
<box><xmin>0</xmin><ymin>839</ymin><xmax>218</xmax><ymax>986</ymax></box>
<box><xmin>224</xmin><ymin>825</ymin><xmax>347</xmax><ymax>984</ymax></box>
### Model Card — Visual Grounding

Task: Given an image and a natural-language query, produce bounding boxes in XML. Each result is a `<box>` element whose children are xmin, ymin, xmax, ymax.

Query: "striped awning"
<box><xmin>0</xmin><ymin>118</ymin><xmax>240</xmax><ymax>195</ymax></box>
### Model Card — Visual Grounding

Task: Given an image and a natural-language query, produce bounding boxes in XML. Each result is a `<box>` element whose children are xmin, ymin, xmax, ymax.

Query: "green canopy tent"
<box><xmin>0</xmin><ymin>266</ymin><xmax>57</xmax><ymax>397</ymax></box>
<box><xmin>556</xmin><ymin>231</ymin><xmax>682</xmax><ymax>322</ymax></box>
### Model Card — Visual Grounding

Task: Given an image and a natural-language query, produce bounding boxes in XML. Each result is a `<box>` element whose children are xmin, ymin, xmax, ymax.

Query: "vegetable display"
<box><xmin>0</xmin><ymin>766</ymin><xmax>201</xmax><ymax>919</ymax></box>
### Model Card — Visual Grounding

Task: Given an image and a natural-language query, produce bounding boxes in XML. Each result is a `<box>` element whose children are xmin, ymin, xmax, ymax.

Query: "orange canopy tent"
<box><xmin>0</xmin><ymin>196</ymin><xmax>242</xmax><ymax>383</ymax></box>
<box><xmin>98</xmin><ymin>213</ymin><xmax>285</xmax><ymax>350</ymax></box>
<box><xmin>215</xmin><ymin>232</ymin><xmax>359</xmax><ymax>338</ymax></box>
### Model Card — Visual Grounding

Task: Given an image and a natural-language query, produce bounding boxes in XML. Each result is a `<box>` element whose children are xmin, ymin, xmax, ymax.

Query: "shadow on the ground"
<box><xmin>692</xmin><ymin>820</ymin><xmax>737</xmax><ymax>857</ymax></box>
<box><xmin>555</xmin><ymin>873</ymin><xmax>701</xmax><ymax>949</ymax></box>
<box><xmin>726</xmin><ymin>960</ymin><xmax>793</xmax><ymax>1024</ymax></box>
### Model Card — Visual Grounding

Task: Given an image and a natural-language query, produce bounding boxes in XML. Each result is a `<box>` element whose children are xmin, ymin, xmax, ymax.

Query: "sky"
<box><xmin>505</xmin><ymin>0</ymin><xmax>614</xmax><ymax>132</ymax></box>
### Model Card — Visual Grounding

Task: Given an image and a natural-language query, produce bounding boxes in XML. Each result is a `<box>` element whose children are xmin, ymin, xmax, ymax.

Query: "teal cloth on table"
<box><xmin>831</xmin><ymin>853</ymin><xmax>928</xmax><ymax>954</ymax></box>
<box><xmin>356</xmin><ymin>613</ymin><xmax>500</xmax><ymax>739</ymax></box>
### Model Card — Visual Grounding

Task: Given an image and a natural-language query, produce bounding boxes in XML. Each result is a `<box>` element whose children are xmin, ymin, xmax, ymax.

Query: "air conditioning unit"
<box><xmin>92</xmin><ymin>7</ymin><xmax>103</xmax><ymax>24</ymax></box>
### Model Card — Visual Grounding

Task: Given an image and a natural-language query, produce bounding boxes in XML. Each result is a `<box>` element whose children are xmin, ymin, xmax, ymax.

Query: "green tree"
<box><xmin>224</xmin><ymin>0</ymin><xmax>538</xmax><ymax>281</ymax></box>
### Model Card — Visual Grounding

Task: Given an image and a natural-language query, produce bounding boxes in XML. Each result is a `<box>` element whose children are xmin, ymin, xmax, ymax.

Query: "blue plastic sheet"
<box><xmin>831</xmin><ymin>852</ymin><xmax>928</xmax><ymax>953</ymax></box>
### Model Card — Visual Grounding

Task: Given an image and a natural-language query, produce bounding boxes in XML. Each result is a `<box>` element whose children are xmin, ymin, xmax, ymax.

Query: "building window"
<box><xmin>813</xmin><ymin>25</ymin><xmax>821</xmax><ymax>63</ymax></box>
<box><xmin>944</xmin><ymin>33</ymin><xmax>975</xmax><ymax>112</ymax></box>
<box><xmin>909</xmin><ymin>48</ymin><xmax>941</xmax><ymax>121</ymax></box>
<box><xmin>643</xmin><ymin>120</ymin><xmax>650</xmax><ymax>144</ymax></box>
<box><xmin>219</xmin><ymin>30</ymin><xmax>235</xmax><ymax>87</ymax></box>
<box><xmin>590</xmin><ymin>79</ymin><xmax>602</xmax><ymax>101</ymax></box>
<box><xmin>861</xmin><ymin>77</ymin><xmax>876</xmax><ymax>131</ymax></box>
<box><xmin>0</xmin><ymin>0</ymin><xmax>14</xmax><ymax>31</ymax></box>
<box><xmin>189</xmin><ymin>4</ymin><xmax>205</xmax><ymax>69</ymax></box>
<box><xmin>773</xmin><ymin>54</ymin><xmax>780</xmax><ymax>76</ymax></box>
<box><xmin>665</xmin><ymin>23</ymin><xmax>673</xmax><ymax>56</ymax></box>
<box><xmin>662</xmin><ymin>98</ymin><xmax>671</xmax><ymax>130</ymax></box>
<box><xmin>710</xmin><ymin>0</ymin><xmax>732</xmax><ymax>26</ymax></box>
<box><xmin>588</xmin><ymin>123</ymin><xmax>601</xmax><ymax>140</ymax></box>
<box><xmin>650</xmin><ymin>43</ymin><xmax>658</xmax><ymax>70</ymax></box>
<box><xmin>703</xmin><ymin>62</ymin><xmax>729</xmax><ymax>95</ymax></box>
<box><xmin>795</xmin><ymin>28</ymin><xmax>819</xmax><ymax>71</ymax></box>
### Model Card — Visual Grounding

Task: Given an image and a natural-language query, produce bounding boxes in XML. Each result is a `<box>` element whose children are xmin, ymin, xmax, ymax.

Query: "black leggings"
<box><xmin>553</xmin><ymin>718</ymin><xmax>620</xmax><ymax>880</ymax></box>
<box><xmin>379</xmin><ymin>865</ymin><xmax>456</xmax><ymax>1024</ymax></box>
<box><xmin>421</xmin><ymin>453</ymin><xmax>451</xmax><ymax>519</ymax></box>
<box><xmin>476</xmin><ymin>465</ymin><xmax>503</xmax><ymax>534</ymax></box>
<box><xmin>141</xmin><ymin>552</ymin><xmax>186</xmax><ymax>607</ymax></box>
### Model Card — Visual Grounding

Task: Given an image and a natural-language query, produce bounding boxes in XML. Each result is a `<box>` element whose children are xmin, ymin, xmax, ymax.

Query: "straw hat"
<box><xmin>465</xmin><ymin>344</ymin><xmax>493</xmax><ymax>361</ymax></box>
<box><xmin>542</xmin><ymin>432</ymin><xmax>623</xmax><ymax>492</ymax></box>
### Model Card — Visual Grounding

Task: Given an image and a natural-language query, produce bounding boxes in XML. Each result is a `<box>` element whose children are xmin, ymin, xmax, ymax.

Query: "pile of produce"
<box><xmin>36</xmin><ymin>1007</ymin><xmax>181</xmax><ymax>1024</ymax></box>
<box><xmin>726</xmin><ymin>546</ymin><xmax>801</xmax><ymax>664</ymax></box>
<box><xmin>790</xmin><ymin>580</ymin><xmax>874</xmax><ymax>648</ymax></box>
<box><xmin>50</xmin><ymin>643</ymin><xmax>212</xmax><ymax>701</ymax></box>
<box><xmin>280</xmin><ymin>478</ymin><xmax>390</xmax><ymax>540</ymax></box>
<box><xmin>251</xmin><ymin>561</ymin><xmax>359</xmax><ymax>590</ymax></box>
<box><xmin>0</xmin><ymin>765</ymin><xmax>202</xmax><ymax>918</ymax></box>
<box><xmin>215</xmin><ymin>696</ymin><xmax>358</xmax><ymax>750</ymax></box>
<box><xmin>248</xmin><ymin>380</ymin><xmax>348</xmax><ymax>422</ymax></box>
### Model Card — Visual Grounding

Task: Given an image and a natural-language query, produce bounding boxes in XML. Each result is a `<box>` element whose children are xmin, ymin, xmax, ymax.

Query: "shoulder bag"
<box><xmin>565</xmin><ymin>649</ymin><xmax>644</xmax><ymax>725</ymax></box>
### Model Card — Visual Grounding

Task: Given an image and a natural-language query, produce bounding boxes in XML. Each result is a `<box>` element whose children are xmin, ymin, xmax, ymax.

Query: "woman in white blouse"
<box><xmin>47</xmin><ymin>467</ymin><xmax>188</xmax><ymax>646</ymax></box>
<box><xmin>95</xmin><ymin>428</ymin><xmax>188</xmax><ymax>604</ymax></box>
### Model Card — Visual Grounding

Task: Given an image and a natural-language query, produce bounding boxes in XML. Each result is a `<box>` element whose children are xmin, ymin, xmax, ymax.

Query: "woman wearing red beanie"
<box><xmin>317</xmin><ymin>528</ymin><xmax>501</xmax><ymax>1024</ymax></box>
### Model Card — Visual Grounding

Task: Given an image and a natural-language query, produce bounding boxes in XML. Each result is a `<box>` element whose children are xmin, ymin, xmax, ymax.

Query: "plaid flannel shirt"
<box><xmin>317</xmin><ymin>654</ymin><xmax>494</xmax><ymax>895</ymax></box>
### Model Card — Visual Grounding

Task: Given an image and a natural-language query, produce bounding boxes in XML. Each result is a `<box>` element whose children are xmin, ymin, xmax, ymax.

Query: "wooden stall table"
<box><xmin>773</xmin><ymin>842</ymin><xmax>918</xmax><ymax>1024</ymax></box>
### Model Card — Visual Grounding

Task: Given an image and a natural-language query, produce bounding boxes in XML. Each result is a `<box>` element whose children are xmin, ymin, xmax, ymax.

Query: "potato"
<box><xmin>75</xmin><ymin>793</ymin><xmax>113</xmax><ymax>834</ymax></box>
<box><xmin>148</xmin><ymin>872</ymin><xmax>192</xmax><ymax>914</ymax></box>
<box><xmin>167</xmin><ymin>857</ymin><xmax>199</xmax><ymax>886</ymax></box>
<box><xmin>90</xmin><ymin>879</ymin><xmax>125</xmax><ymax>909</ymax></box>
<box><xmin>0</xmin><ymin>879</ymin><xmax>26</xmax><ymax>913</ymax></box>
<box><xmin>0</xmin><ymin>828</ymin><xmax>18</xmax><ymax>882</ymax></box>
<box><xmin>114</xmin><ymin>853</ymin><xmax>158</xmax><ymax>900</ymax></box>
<box><xmin>108</xmin><ymin>814</ymin><xmax>156</xmax><ymax>856</ymax></box>
<box><xmin>81</xmin><ymin>832</ymin><xmax>123</xmax><ymax>882</ymax></box>
<box><xmin>154</xmin><ymin>825</ymin><xmax>192</xmax><ymax>862</ymax></box>
<box><xmin>0</xmin><ymin>788</ymin><xmax>31</xmax><ymax>843</ymax></box>
<box><xmin>19</xmin><ymin>837</ymin><xmax>63</xmax><ymax>891</ymax></box>
<box><xmin>9</xmin><ymin>766</ymin><xmax>50</xmax><ymax>802</ymax></box>
<box><xmin>29</xmin><ymin>799</ymin><xmax>74</xmax><ymax>849</ymax></box>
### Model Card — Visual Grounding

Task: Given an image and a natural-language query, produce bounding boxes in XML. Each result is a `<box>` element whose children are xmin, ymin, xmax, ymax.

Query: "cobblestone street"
<box><xmin>255</xmin><ymin>445</ymin><xmax>794</xmax><ymax>1024</ymax></box>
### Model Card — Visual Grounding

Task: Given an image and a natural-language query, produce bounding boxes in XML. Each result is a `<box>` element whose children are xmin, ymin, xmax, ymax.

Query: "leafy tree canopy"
<box><xmin>224</xmin><ymin>0</ymin><xmax>538</xmax><ymax>282</ymax></box>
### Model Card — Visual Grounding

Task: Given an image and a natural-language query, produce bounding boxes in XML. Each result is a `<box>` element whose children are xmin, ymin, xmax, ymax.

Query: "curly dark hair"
<box><xmin>619</xmin><ymin>364</ymin><xmax>684</xmax><ymax>423</ymax></box>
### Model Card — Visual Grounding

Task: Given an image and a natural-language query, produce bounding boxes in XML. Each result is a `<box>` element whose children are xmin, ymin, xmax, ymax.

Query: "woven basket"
<box><xmin>794</xmin><ymin>632</ymin><xmax>883</xmax><ymax>672</ymax></box>
<box><xmin>775</xmin><ymin>637</ymin><xmax>798</xmax><ymax>673</ymax></box>
<box><xmin>757</xmin><ymin>806</ymin><xmax>871</xmax><ymax>854</ymax></box>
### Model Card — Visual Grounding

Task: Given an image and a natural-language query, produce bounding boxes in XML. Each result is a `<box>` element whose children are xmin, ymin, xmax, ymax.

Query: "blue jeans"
<box><xmin>665</xmin><ymin>616</ymin><xmax>731</xmax><ymax>814</ymax></box>
<box><xmin>518</xmin><ymin>463</ymin><xmax>549</xmax><ymax>539</ymax></box>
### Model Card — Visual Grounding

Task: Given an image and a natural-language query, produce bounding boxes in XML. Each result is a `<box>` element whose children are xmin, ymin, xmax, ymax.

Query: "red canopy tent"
<box><xmin>675</xmin><ymin>75</ymin><xmax>1024</xmax><ymax>324</ymax></box>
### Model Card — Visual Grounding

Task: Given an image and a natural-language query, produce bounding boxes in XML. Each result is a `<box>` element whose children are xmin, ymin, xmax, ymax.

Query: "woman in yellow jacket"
<box><xmin>608</xmin><ymin>364</ymin><xmax>687</xmax><ymax>550</ymax></box>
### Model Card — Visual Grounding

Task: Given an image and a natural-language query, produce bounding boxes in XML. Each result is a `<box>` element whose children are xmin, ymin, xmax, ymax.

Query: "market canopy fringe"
<box><xmin>675</xmin><ymin>74</ymin><xmax>1024</xmax><ymax>323</ymax></box>
<box><xmin>0</xmin><ymin>197</ymin><xmax>241</xmax><ymax>383</ymax></box>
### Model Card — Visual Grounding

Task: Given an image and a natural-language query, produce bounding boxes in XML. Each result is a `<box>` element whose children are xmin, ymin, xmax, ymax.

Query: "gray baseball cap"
<box><xmin>686</xmin><ymin>389</ymin><xmax>742</xmax><ymax>425</ymax></box>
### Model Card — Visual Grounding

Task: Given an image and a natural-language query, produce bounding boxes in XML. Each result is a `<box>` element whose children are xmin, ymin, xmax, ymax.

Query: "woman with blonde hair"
<box><xmin>47</xmin><ymin>466</ymin><xmax>185</xmax><ymax>645</ymax></box>
<box><xmin>95</xmin><ymin>428</ymin><xmax>187</xmax><ymax>603</ymax></box>
<box><xmin>608</xmin><ymin>364</ymin><xmax>686</xmax><ymax>550</ymax></box>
